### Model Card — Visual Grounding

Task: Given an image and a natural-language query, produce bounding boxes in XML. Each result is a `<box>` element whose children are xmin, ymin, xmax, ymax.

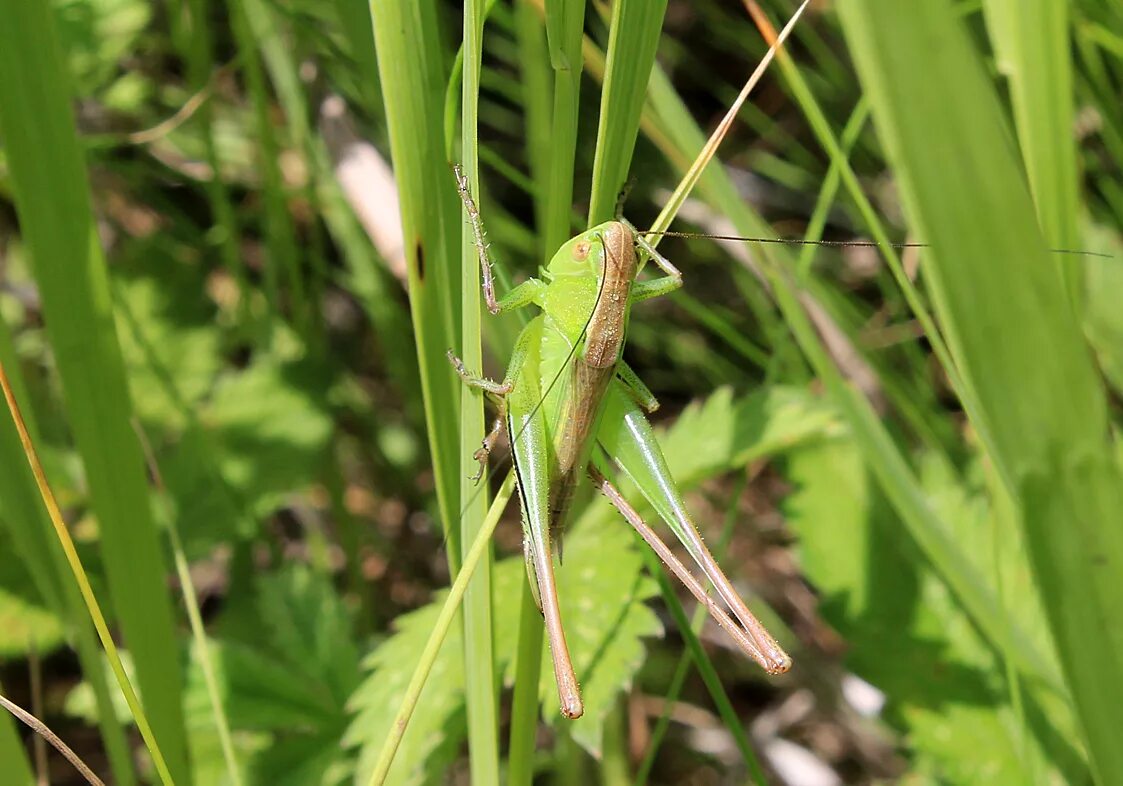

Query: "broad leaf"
<box><xmin>784</xmin><ymin>438</ymin><xmax>1081</xmax><ymax>782</ymax></box>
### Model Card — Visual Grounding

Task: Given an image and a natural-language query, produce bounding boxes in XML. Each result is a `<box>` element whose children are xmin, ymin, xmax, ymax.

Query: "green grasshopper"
<box><xmin>449</xmin><ymin>166</ymin><xmax>791</xmax><ymax>719</ymax></box>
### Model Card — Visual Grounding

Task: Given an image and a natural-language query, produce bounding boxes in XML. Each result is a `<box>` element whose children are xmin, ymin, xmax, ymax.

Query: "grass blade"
<box><xmin>175</xmin><ymin>0</ymin><xmax>247</xmax><ymax>310</ymax></box>
<box><xmin>0</xmin><ymin>688</ymin><xmax>34</xmax><ymax>785</ymax></box>
<box><xmin>587</xmin><ymin>0</ymin><xmax>669</xmax><ymax>225</ymax></box>
<box><xmin>838</xmin><ymin>2</ymin><xmax>1123</xmax><ymax>782</ymax></box>
<box><xmin>0</xmin><ymin>325</ymin><xmax>136</xmax><ymax>785</ymax></box>
<box><xmin>0</xmin><ymin>359</ymin><xmax>176</xmax><ymax>785</ymax></box>
<box><xmin>982</xmin><ymin>0</ymin><xmax>1081</xmax><ymax>298</ymax></box>
<box><xmin>365</xmin><ymin>474</ymin><xmax>515</xmax><ymax>786</ymax></box>
<box><xmin>459</xmin><ymin>1</ymin><xmax>501</xmax><ymax>782</ymax></box>
<box><xmin>0</xmin><ymin>1</ymin><xmax>190</xmax><ymax>779</ymax></box>
<box><xmin>368</xmin><ymin>0</ymin><xmax>464</xmax><ymax>557</ymax></box>
<box><xmin>540</xmin><ymin>0</ymin><xmax>587</xmax><ymax>256</ymax></box>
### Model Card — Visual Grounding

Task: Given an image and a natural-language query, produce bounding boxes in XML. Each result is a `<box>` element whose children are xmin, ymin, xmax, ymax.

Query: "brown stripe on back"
<box><xmin>583</xmin><ymin>222</ymin><xmax>636</xmax><ymax>369</ymax></box>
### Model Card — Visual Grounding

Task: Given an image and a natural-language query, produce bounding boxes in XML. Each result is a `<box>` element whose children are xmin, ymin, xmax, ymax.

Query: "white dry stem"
<box><xmin>319</xmin><ymin>94</ymin><xmax>408</xmax><ymax>283</ymax></box>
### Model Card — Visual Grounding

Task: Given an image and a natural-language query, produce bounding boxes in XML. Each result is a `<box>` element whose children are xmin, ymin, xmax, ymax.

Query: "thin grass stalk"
<box><xmin>632</xmin><ymin>478</ymin><xmax>745</xmax><ymax>785</ymax></box>
<box><xmin>0</xmin><ymin>361</ymin><xmax>176</xmax><ymax>786</ymax></box>
<box><xmin>240</xmin><ymin>0</ymin><xmax>315</xmax><ymax>335</ymax></box>
<box><xmin>599</xmin><ymin>702</ymin><xmax>630</xmax><ymax>786</ymax></box>
<box><xmin>330</xmin><ymin>0</ymin><xmax>381</xmax><ymax>114</ymax></box>
<box><xmin>368</xmin><ymin>0</ymin><xmax>464</xmax><ymax>562</ymax></box>
<box><xmin>459</xmin><ymin>1</ymin><xmax>501</xmax><ymax>781</ymax></box>
<box><xmin>515</xmin><ymin>0</ymin><xmax>554</xmax><ymax>262</ymax></box>
<box><xmin>644</xmin><ymin>0</ymin><xmax>812</xmax><ymax>242</ymax></box>
<box><xmin>645</xmin><ymin>557</ymin><xmax>768</xmax><ymax>785</ymax></box>
<box><xmin>981</xmin><ymin>0</ymin><xmax>1081</xmax><ymax>301</ymax></box>
<box><xmin>0</xmin><ymin>686</ymin><xmax>34</xmax><ymax>785</ymax></box>
<box><xmin>135</xmin><ymin>425</ymin><xmax>243</xmax><ymax>786</ymax></box>
<box><xmin>0</xmin><ymin>316</ymin><xmax>137</xmax><ymax>786</ymax></box>
<box><xmin>0</xmin><ymin>694</ymin><xmax>104</xmax><ymax>786</ymax></box>
<box><xmin>230</xmin><ymin>0</ymin><xmax>296</xmax><ymax>323</ymax></box>
<box><xmin>366</xmin><ymin>474</ymin><xmax>516</xmax><ymax>786</ymax></box>
<box><xmin>795</xmin><ymin>99</ymin><xmax>869</xmax><ymax>278</ymax></box>
<box><xmin>498</xmin><ymin>6</ymin><xmax>553</xmax><ymax>768</ymax></box>
<box><xmin>182</xmin><ymin>0</ymin><xmax>247</xmax><ymax>306</ymax></box>
<box><xmin>839</xmin><ymin>3</ymin><xmax>1123</xmax><ymax>781</ymax></box>
<box><xmin>508</xmin><ymin>581</ymin><xmax>546</xmax><ymax>786</ymax></box>
<box><xmin>0</xmin><ymin>2</ymin><xmax>190</xmax><ymax>778</ymax></box>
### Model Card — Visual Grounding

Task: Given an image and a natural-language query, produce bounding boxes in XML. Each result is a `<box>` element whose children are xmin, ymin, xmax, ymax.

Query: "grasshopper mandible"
<box><xmin>449</xmin><ymin>167</ymin><xmax>791</xmax><ymax>719</ymax></box>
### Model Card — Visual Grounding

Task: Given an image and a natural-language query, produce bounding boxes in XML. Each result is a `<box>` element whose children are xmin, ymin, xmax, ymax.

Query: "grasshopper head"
<box><xmin>547</xmin><ymin>221</ymin><xmax>635</xmax><ymax>282</ymax></box>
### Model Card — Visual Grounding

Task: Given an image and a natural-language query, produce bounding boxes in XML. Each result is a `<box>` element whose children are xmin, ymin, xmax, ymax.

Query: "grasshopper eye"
<box><xmin>573</xmin><ymin>240</ymin><xmax>591</xmax><ymax>261</ymax></box>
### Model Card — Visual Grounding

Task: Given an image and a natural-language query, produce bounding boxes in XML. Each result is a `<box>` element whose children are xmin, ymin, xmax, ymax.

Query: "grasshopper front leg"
<box><xmin>625</xmin><ymin>219</ymin><xmax>684</xmax><ymax>303</ymax></box>
<box><xmin>447</xmin><ymin>313</ymin><xmax>540</xmax><ymax>480</ymax></box>
<box><xmin>454</xmin><ymin>164</ymin><xmax>546</xmax><ymax>314</ymax></box>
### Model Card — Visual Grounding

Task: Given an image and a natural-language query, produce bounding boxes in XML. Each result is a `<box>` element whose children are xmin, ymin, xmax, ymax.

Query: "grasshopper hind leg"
<box><xmin>589</xmin><ymin>461</ymin><xmax>792</xmax><ymax>675</ymax></box>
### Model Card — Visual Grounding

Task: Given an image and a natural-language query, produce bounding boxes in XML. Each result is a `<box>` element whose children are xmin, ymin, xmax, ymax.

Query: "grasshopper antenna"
<box><xmin>643</xmin><ymin>230</ymin><xmax>1114</xmax><ymax>259</ymax></box>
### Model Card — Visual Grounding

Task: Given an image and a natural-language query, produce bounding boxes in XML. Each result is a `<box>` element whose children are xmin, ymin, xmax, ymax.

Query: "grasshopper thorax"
<box><xmin>546</xmin><ymin>221</ymin><xmax>635</xmax><ymax>280</ymax></box>
<box><xmin>542</xmin><ymin>222</ymin><xmax>638</xmax><ymax>349</ymax></box>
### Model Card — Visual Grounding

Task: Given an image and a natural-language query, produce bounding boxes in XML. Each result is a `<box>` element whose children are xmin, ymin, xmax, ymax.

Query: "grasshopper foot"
<box><xmin>470</xmin><ymin>446</ymin><xmax>489</xmax><ymax>485</ymax></box>
<box><xmin>447</xmin><ymin>349</ymin><xmax>512</xmax><ymax>395</ymax></box>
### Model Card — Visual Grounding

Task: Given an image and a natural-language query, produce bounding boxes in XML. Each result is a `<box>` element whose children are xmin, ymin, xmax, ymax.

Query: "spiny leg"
<box><xmin>589</xmin><ymin>463</ymin><xmax>791</xmax><ymax>674</ymax></box>
<box><xmin>472</xmin><ymin>411</ymin><xmax>506</xmax><ymax>484</ymax></box>
<box><xmin>453</xmin><ymin>163</ymin><xmax>502</xmax><ymax>314</ymax></box>
<box><xmin>446</xmin><ymin>351</ymin><xmax>510</xmax><ymax>481</ymax></box>
<box><xmin>448</xmin><ymin>317</ymin><xmax>544</xmax><ymax>480</ymax></box>
<box><xmin>447</xmin><ymin>349</ymin><xmax>511</xmax><ymax>397</ymax></box>
<box><xmin>618</xmin><ymin>219</ymin><xmax>683</xmax><ymax>303</ymax></box>
<box><xmin>454</xmin><ymin>164</ymin><xmax>548</xmax><ymax>315</ymax></box>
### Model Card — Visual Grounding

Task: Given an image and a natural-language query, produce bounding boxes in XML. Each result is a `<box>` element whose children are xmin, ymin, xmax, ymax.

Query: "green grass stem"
<box><xmin>459</xmin><ymin>2</ymin><xmax>501</xmax><ymax>782</ymax></box>
<box><xmin>365</xmin><ymin>473</ymin><xmax>515</xmax><ymax>786</ymax></box>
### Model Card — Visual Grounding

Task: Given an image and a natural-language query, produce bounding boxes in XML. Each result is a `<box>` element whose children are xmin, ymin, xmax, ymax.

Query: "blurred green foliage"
<box><xmin>0</xmin><ymin>0</ymin><xmax>1120</xmax><ymax>784</ymax></box>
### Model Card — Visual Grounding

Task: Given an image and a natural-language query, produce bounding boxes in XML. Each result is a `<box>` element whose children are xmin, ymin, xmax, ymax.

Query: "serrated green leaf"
<box><xmin>784</xmin><ymin>438</ymin><xmax>1079</xmax><ymax>783</ymax></box>
<box><xmin>345</xmin><ymin>586</ymin><xmax>468</xmax><ymax>786</ymax></box>
<box><xmin>187</xmin><ymin>723</ymin><xmax>269</xmax><ymax>786</ymax></box>
<box><xmin>185</xmin><ymin>639</ymin><xmax>340</xmax><ymax>731</ymax></box>
<box><xmin>250</xmin><ymin>731</ymin><xmax>353</xmax><ymax>786</ymax></box>
<box><xmin>660</xmin><ymin>386</ymin><xmax>840</xmax><ymax>488</ymax></box>
<box><xmin>184</xmin><ymin>567</ymin><xmax>359</xmax><ymax>785</ymax></box>
<box><xmin>255</xmin><ymin>566</ymin><xmax>360</xmax><ymax>705</ymax></box>
<box><xmin>201</xmin><ymin>359</ymin><xmax>333</xmax><ymax>509</ymax></box>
